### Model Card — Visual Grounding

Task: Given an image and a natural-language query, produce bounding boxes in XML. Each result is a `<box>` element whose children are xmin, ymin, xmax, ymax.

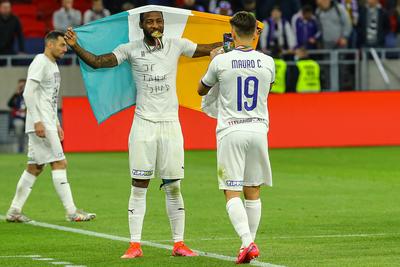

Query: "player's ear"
<box><xmin>46</xmin><ymin>40</ymin><xmax>53</xmax><ymax>49</ymax></box>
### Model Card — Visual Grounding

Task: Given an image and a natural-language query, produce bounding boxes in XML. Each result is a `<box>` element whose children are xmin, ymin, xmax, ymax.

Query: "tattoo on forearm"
<box><xmin>193</xmin><ymin>42</ymin><xmax>223</xmax><ymax>58</ymax></box>
<box><xmin>73</xmin><ymin>45</ymin><xmax>117</xmax><ymax>68</ymax></box>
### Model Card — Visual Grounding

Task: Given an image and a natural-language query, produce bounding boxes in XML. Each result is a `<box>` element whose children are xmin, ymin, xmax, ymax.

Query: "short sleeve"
<box><xmin>270</xmin><ymin>57</ymin><xmax>276</xmax><ymax>83</ymax></box>
<box><xmin>112</xmin><ymin>43</ymin><xmax>131</xmax><ymax>65</ymax></box>
<box><xmin>201</xmin><ymin>57</ymin><xmax>219</xmax><ymax>88</ymax></box>
<box><xmin>27</xmin><ymin>56</ymin><xmax>45</xmax><ymax>83</ymax></box>
<box><xmin>176</xmin><ymin>38</ymin><xmax>197</xmax><ymax>58</ymax></box>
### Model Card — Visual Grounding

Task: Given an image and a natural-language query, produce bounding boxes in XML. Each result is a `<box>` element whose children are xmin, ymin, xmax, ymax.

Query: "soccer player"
<box><xmin>198</xmin><ymin>11</ymin><xmax>275</xmax><ymax>264</ymax></box>
<box><xmin>5</xmin><ymin>31</ymin><xmax>96</xmax><ymax>223</ymax></box>
<box><xmin>64</xmin><ymin>11</ymin><xmax>221</xmax><ymax>258</ymax></box>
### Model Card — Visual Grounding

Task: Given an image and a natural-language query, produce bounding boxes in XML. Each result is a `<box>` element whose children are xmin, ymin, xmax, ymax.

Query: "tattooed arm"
<box><xmin>192</xmin><ymin>42</ymin><xmax>222</xmax><ymax>58</ymax></box>
<box><xmin>64</xmin><ymin>27</ymin><xmax>118</xmax><ymax>69</ymax></box>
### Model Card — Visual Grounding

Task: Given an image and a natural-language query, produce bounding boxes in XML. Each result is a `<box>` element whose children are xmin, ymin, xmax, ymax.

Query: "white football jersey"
<box><xmin>25</xmin><ymin>54</ymin><xmax>61</xmax><ymax>133</ymax></box>
<box><xmin>113</xmin><ymin>38</ymin><xmax>197</xmax><ymax>122</ymax></box>
<box><xmin>201</xmin><ymin>48</ymin><xmax>275</xmax><ymax>140</ymax></box>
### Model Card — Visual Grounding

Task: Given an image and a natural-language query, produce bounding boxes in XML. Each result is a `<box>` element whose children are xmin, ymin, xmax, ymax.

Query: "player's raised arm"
<box><xmin>198</xmin><ymin>47</ymin><xmax>224</xmax><ymax>95</ymax></box>
<box><xmin>192</xmin><ymin>42</ymin><xmax>222</xmax><ymax>58</ymax></box>
<box><xmin>64</xmin><ymin>27</ymin><xmax>118</xmax><ymax>69</ymax></box>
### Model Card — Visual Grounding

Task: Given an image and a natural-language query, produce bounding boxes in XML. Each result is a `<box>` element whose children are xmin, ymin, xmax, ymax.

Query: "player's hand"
<box><xmin>64</xmin><ymin>27</ymin><xmax>77</xmax><ymax>47</ymax></box>
<box><xmin>57</xmin><ymin>125</ymin><xmax>64</xmax><ymax>141</ymax></box>
<box><xmin>34</xmin><ymin>122</ymin><xmax>46</xmax><ymax>138</ymax></box>
<box><xmin>210</xmin><ymin>46</ymin><xmax>224</xmax><ymax>60</ymax></box>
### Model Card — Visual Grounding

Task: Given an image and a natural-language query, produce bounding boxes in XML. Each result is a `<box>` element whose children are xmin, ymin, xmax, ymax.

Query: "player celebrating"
<box><xmin>64</xmin><ymin>11</ymin><xmax>220</xmax><ymax>258</ymax></box>
<box><xmin>198</xmin><ymin>11</ymin><xmax>275</xmax><ymax>264</ymax></box>
<box><xmin>5</xmin><ymin>31</ymin><xmax>96</xmax><ymax>223</ymax></box>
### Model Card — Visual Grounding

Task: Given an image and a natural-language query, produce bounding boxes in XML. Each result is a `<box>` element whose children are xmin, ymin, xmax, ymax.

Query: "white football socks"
<box><xmin>9</xmin><ymin>170</ymin><xmax>37</xmax><ymax>213</ymax></box>
<box><xmin>129</xmin><ymin>186</ymin><xmax>147</xmax><ymax>243</ymax></box>
<box><xmin>226</xmin><ymin>197</ymin><xmax>253</xmax><ymax>248</ymax></box>
<box><xmin>244</xmin><ymin>199</ymin><xmax>262</xmax><ymax>241</ymax></box>
<box><xmin>51</xmin><ymin>169</ymin><xmax>76</xmax><ymax>215</ymax></box>
<box><xmin>163</xmin><ymin>181</ymin><xmax>185</xmax><ymax>243</ymax></box>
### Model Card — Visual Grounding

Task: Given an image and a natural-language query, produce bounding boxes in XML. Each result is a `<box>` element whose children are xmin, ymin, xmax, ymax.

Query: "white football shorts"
<box><xmin>128</xmin><ymin>116</ymin><xmax>184</xmax><ymax>180</ymax></box>
<box><xmin>27</xmin><ymin>130</ymin><xmax>65</xmax><ymax>165</ymax></box>
<box><xmin>217</xmin><ymin>130</ymin><xmax>272</xmax><ymax>191</ymax></box>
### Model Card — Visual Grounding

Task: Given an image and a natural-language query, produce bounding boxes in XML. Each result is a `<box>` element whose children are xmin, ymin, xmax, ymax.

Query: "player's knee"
<box><xmin>162</xmin><ymin>180</ymin><xmax>181</xmax><ymax>197</ymax></box>
<box><xmin>243</xmin><ymin>186</ymin><xmax>260</xmax><ymax>200</ymax></box>
<box><xmin>27</xmin><ymin>164</ymin><xmax>44</xmax><ymax>176</ymax></box>
<box><xmin>51</xmin><ymin>159</ymin><xmax>67</xmax><ymax>170</ymax></box>
<box><xmin>132</xmin><ymin>178</ymin><xmax>150</xmax><ymax>188</ymax></box>
<box><xmin>224</xmin><ymin>190</ymin><xmax>241</xmax><ymax>202</ymax></box>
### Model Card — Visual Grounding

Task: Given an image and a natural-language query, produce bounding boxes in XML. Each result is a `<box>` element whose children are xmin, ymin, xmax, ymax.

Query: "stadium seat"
<box><xmin>12</xmin><ymin>4</ymin><xmax>38</xmax><ymax>20</ymax></box>
<box><xmin>23</xmin><ymin>20</ymin><xmax>46</xmax><ymax>38</ymax></box>
<box><xmin>33</xmin><ymin>0</ymin><xmax>59</xmax><ymax>31</ymax></box>
<box><xmin>73</xmin><ymin>0</ymin><xmax>92</xmax><ymax>15</ymax></box>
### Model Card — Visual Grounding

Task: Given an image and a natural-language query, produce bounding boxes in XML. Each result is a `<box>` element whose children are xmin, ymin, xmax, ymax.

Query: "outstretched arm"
<box><xmin>64</xmin><ymin>27</ymin><xmax>118</xmax><ymax>69</ymax></box>
<box><xmin>198</xmin><ymin>47</ymin><xmax>224</xmax><ymax>96</ymax></box>
<box><xmin>192</xmin><ymin>42</ymin><xmax>222</xmax><ymax>58</ymax></box>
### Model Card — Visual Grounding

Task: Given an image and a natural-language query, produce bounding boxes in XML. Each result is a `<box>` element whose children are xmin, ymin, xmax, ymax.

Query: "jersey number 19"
<box><xmin>237</xmin><ymin>76</ymin><xmax>259</xmax><ymax>111</ymax></box>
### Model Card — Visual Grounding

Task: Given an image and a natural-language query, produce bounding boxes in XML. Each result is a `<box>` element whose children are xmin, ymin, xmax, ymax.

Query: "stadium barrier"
<box><xmin>63</xmin><ymin>90</ymin><xmax>400</xmax><ymax>152</ymax></box>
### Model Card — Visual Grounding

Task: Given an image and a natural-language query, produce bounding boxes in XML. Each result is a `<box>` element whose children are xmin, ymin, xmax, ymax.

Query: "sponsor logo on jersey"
<box><xmin>227</xmin><ymin>117</ymin><xmax>267</xmax><ymax>126</ymax></box>
<box><xmin>225</xmin><ymin>180</ymin><xmax>243</xmax><ymax>187</ymax></box>
<box><xmin>132</xmin><ymin>169</ymin><xmax>154</xmax><ymax>177</ymax></box>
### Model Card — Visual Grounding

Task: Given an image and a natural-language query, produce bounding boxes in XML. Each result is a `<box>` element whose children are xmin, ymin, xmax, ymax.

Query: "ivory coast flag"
<box><xmin>75</xmin><ymin>5</ymin><xmax>263</xmax><ymax>123</ymax></box>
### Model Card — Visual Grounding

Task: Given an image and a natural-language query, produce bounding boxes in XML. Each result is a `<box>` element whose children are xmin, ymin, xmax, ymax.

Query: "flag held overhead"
<box><xmin>75</xmin><ymin>5</ymin><xmax>263</xmax><ymax>123</ymax></box>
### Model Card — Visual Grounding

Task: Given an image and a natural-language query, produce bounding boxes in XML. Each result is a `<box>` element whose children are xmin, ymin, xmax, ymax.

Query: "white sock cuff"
<box><xmin>22</xmin><ymin>170</ymin><xmax>37</xmax><ymax>186</ymax></box>
<box><xmin>23</xmin><ymin>170</ymin><xmax>37</xmax><ymax>180</ymax></box>
<box><xmin>244</xmin><ymin>199</ymin><xmax>261</xmax><ymax>207</ymax></box>
<box><xmin>131</xmin><ymin>186</ymin><xmax>148</xmax><ymax>196</ymax></box>
<box><xmin>52</xmin><ymin>169</ymin><xmax>67</xmax><ymax>179</ymax></box>
<box><xmin>226</xmin><ymin>197</ymin><xmax>242</xmax><ymax>211</ymax></box>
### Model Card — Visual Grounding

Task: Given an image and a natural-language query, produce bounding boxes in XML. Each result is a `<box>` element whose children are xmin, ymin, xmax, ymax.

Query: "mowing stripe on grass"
<box><xmin>0</xmin><ymin>215</ymin><xmax>285</xmax><ymax>267</ymax></box>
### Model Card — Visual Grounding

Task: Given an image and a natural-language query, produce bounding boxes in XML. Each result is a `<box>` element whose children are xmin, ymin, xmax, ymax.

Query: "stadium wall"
<box><xmin>4</xmin><ymin>61</ymin><xmax>400</xmax><ymax>110</ymax></box>
<box><xmin>63</xmin><ymin>91</ymin><xmax>400</xmax><ymax>151</ymax></box>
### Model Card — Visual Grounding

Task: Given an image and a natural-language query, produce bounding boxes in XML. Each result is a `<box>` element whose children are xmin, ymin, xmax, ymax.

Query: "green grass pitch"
<box><xmin>1</xmin><ymin>147</ymin><xmax>400</xmax><ymax>266</ymax></box>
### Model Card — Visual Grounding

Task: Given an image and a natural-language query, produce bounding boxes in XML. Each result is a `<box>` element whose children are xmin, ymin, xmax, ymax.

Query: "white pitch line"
<box><xmin>147</xmin><ymin>232</ymin><xmax>400</xmax><ymax>242</ymax></box>
<box><xmin>0</xmin><ymin>215</ymin><xmax>284</xmax><ymax>267</ymax></box>
<box><xmin>32</xmin><ymin>258</ymin><xmax>55</xmax><ymax>261</ymax></box>
<box><xmin>0</xmin><ymin>255</ymin><xmax>41</xmax><ymax>258</ymax></box>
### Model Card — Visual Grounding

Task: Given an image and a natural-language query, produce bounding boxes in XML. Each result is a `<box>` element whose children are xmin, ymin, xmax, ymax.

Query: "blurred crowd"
<box><xmin>1</xmin><ymin>0</ymin><xmax>400</xmax><ymax>56</ymax></box>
